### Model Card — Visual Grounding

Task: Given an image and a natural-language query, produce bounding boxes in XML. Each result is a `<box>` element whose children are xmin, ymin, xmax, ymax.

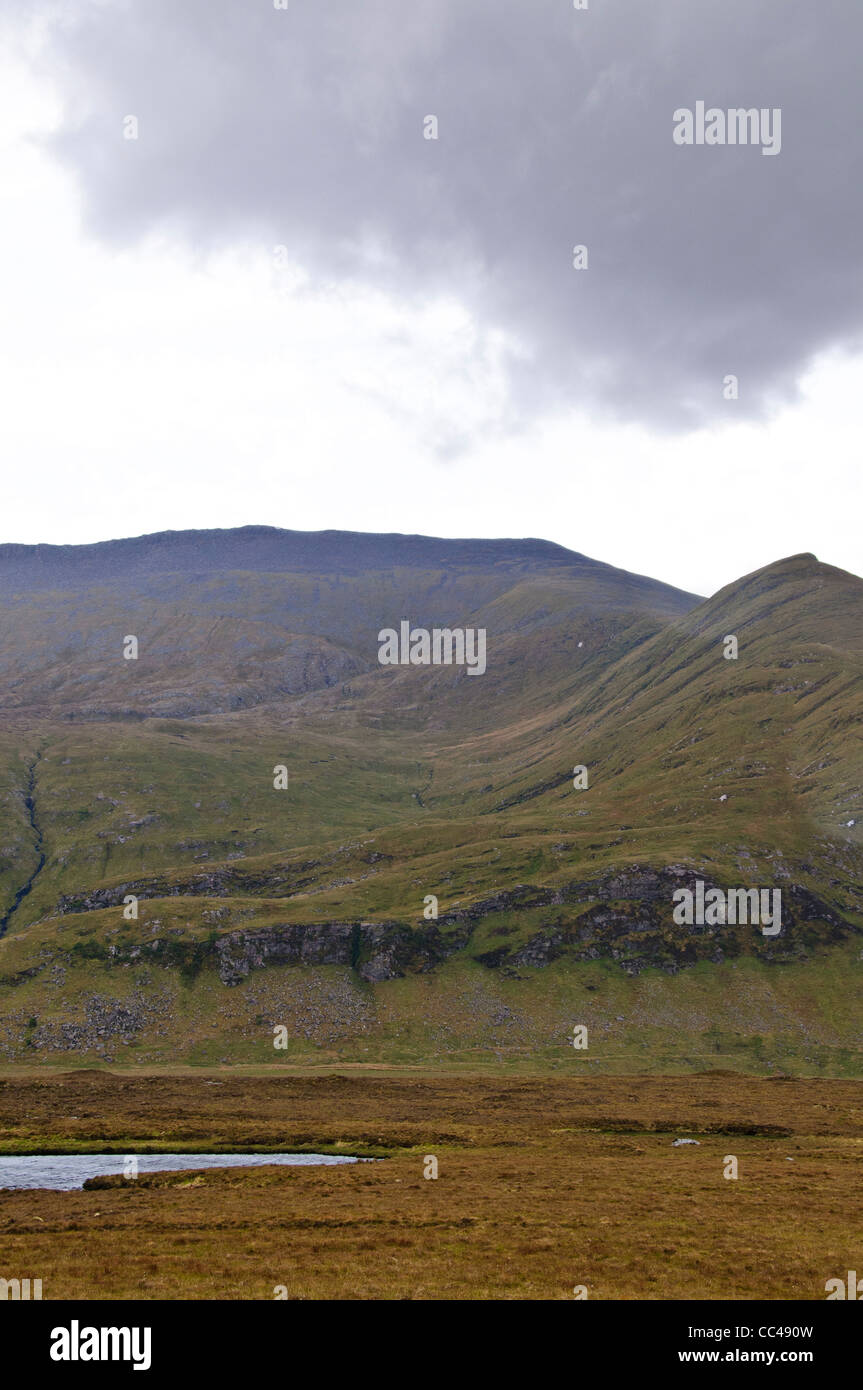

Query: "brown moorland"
<box><xmin>0</xmin><ymin>1069</ymin><xmax>860</xmax><ymax>1300</ymax></box>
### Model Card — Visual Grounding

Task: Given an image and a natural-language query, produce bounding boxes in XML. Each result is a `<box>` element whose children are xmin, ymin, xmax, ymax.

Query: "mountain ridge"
<box><xmin>0</xmin><ymin>524</ymin><xmax>703</xmax><ymax>605</ymax></box>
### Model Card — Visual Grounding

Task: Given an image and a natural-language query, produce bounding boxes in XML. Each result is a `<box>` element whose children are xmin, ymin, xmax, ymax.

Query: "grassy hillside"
<box><xmin>0</xmin><ymin>532</ymin><xmax>860</xmax><ymax>1069</ymax></box>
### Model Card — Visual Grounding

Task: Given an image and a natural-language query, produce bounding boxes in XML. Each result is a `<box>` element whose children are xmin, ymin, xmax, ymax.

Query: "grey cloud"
<box><xmin>17</xmin><ymin>0</ymin><xmax>863</xmax><ymax>429</ymax></box>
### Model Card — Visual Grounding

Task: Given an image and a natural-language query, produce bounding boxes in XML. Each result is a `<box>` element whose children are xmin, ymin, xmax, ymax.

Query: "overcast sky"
<box><xmin>1</xmin><ymin>0</ymin><xmax>861</xmax><ymax>595</ymax></box>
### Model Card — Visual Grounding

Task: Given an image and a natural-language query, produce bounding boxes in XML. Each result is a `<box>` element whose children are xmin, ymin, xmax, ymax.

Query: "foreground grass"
<box><xmin>0</xmin><ymin>1070</ymin><xmax>860</xmax><ymax>1299</ymax></box>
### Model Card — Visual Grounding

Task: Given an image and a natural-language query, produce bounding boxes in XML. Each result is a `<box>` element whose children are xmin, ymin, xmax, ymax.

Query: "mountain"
<box><xmin>0</xmin><ymin>527</ymin><xmax>697</xmax><ymax>718</ymax></box>
<box><xmin>0</xmin><ymin>529</ymin><xmax>860</xmax><ymax>1073</ymax></box>
<box><xmin>0</xmin><ymin>525</ymin><xmax>701</xmax><ymax>593</ymax></box>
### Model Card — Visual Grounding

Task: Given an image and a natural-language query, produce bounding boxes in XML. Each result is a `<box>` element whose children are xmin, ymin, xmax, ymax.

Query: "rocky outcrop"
<box><xmin>481</xmin><ymin>868</ymin><xmax>855</xmax><ymax>976</ymax></box>
<box><xmin>54</xmin><ymin>854</ymin><xmax>344</xmax><ymax>914</ymax></box>
<box><xmin>48</xmin><ymin>863</ymin><xmax>858</xmax><ymax>985</ymax></box>
<box><xmin>213</xmin><ymin>919</ymin><xmax>470</xmax><ymax>985</ymax></box>
<box><xmin>50</xmin><ymin>917</ymin><xmax>471</xmax><ymax>986</ymax></box>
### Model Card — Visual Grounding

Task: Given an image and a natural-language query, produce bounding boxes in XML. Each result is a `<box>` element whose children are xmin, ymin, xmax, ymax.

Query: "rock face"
<box><xmin>483</xmin><ymin>868</ymin><xmax>854</xmax><ymax>977</ymax></box>
<box><xmin>215</xmin><ymin>923</ymin><xmax>356</xmax><ymax>984</ymax></box>
<box><xmin>214</xmin><ymin>919</ymin><xmax>470</xmax><ymax>985</ymax></box>
<box><xmin>48</xmin><ymin>862</ymin><xmax>859</xmax><ymax>987</ymax></box>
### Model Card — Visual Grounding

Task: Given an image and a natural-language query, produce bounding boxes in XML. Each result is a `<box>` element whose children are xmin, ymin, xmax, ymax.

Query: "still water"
<box><xmin>0</xmin><ymin>1152</ymin><xmax>360</xmax><ymax>1191</ymax></box>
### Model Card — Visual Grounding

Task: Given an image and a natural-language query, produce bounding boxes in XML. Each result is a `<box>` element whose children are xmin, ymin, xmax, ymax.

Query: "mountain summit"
<box><xmin>0</xmin><ymin>525</ymin><xmax>700</xmax><ymax>601</ymax></box>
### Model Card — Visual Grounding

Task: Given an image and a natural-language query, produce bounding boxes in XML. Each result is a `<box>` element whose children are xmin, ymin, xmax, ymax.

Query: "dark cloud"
<box><xmin>18</xmin><ymin>0</ymin><xmax>863</xmax><ymax>429</ymax></box>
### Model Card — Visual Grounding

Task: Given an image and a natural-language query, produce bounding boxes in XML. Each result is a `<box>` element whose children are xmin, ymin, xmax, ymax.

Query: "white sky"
<box><xmin>0</xmin><ymin>38</ymin><xmax>860</xmax><ymax>598</ymax></box>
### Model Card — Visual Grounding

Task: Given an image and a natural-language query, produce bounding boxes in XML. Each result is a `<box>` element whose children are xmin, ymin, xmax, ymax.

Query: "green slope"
<box><xmin>0</xmin><ymin>533</ymin><xmax>860</xmax><ymax>1069</ymax></box>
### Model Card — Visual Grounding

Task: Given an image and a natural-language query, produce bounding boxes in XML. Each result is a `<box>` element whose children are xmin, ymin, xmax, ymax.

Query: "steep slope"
<box><xmin>0</xmin><ymin>527</ymin><xmax>700</xmax><ymax>922</ymax></box>
<box><xmin>0</xmin><ymin>533</ymin><xmax>860</xmax><ymax>1070</ymax></box>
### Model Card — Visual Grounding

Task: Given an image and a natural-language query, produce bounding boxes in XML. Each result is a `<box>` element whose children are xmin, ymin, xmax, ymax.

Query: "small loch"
<box><xmin>0</xmin><ymin>1152</ymin><xmax>361</xmax><ymax>1191</ymax></box>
